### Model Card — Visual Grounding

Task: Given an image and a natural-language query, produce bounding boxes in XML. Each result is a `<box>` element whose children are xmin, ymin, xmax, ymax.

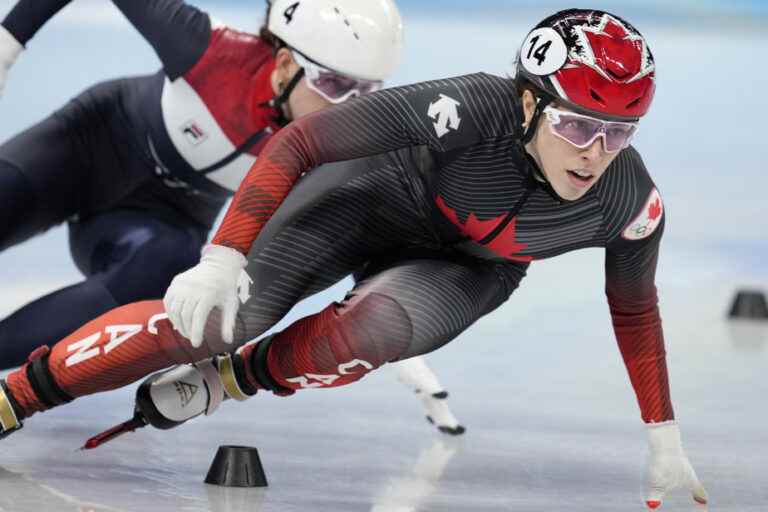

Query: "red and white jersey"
<box><xmin>3</xmin><ymin>0</ymin><xmax>282</xmax><ymax>199</ymax></box>
<box><xmin>153</xmin><ymin>21</ymin><xmax>281</xmax><ymax>195</ymax></box>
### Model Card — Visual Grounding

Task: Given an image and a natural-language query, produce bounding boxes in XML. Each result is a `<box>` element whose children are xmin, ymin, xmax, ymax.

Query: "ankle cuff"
<box><xmin>251</xmin><ymin>336</ymin><xmax>293</xmax><ymax>395</ymax></box>
<box><xmin>26</xmin><ymin>347</ymin><xmax>73</xmax><ymax>408</ymax></box>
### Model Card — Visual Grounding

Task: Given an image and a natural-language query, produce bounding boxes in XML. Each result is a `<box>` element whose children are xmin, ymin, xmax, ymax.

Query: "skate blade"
<box><xmin>80</xmin><ymin>415</ymin><xmax>148</xmax><ymax>450</ymax></box>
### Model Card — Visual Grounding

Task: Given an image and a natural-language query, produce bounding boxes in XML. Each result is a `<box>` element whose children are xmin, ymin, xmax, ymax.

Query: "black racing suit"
<box><xmin>211</xmin><ymin>73</ymin><xmax>673</xmax><ymax>424</ymax></box>
<box><xmin>6</xmin><ymin>77</ymin><xmax>672</xmax><ymax>427</ymax></box>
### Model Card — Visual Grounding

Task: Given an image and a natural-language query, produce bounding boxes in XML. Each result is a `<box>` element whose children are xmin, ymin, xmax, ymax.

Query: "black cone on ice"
<box><xmin>205</xmin><ymin>445</ymin><xmax>268</xmax><ymax>487</ymax></box>
<box><xmin>728</xmin><ymin>290</ymin><xmax>768</xmax><ymax>320</ymax></box>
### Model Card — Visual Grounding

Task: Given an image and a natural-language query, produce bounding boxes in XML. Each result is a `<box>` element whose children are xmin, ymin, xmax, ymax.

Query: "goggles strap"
<box><xmin>268</xmin><ymin>67</ymin><xmax>306</xmax><ymax>127</ymax></box>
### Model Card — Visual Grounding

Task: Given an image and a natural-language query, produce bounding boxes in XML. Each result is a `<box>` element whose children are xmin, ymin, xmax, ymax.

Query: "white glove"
<box><xmin>645</xmin><ymin>421</ymin><xmax>708</xmax><ymax>509</ymax></box>
<box><xmin>163</xmin><ymin>244</ymin><xmax>247</xmax><ymax>348</ymax></box>
<box><xmin>0</xmin><ymin>25</ymin><xmax>23</xmax><ymax>98</ymax></box>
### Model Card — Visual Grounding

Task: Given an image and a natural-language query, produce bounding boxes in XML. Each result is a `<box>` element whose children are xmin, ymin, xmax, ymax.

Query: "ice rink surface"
<box><xmin>0</xmin><ymin>1</ymin><xmax>766</xmax><ymax>511</ymax></box>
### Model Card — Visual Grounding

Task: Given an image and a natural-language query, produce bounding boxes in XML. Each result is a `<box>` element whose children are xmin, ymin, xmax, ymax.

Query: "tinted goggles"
<box><xmin>543</xmin><ymin>105</ymin><xmax>638</xmax><ymax>153</ymax></box>
<box><xmin>292</xmin><ymin>51</ymin><xmax>382</xmax><ymax>104</ymax></box>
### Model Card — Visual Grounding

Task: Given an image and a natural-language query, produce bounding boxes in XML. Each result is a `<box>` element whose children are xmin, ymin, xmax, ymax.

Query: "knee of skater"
<box><xmin>337</xmin><ymin>292</ymin><xmax>414</xmax><ymax>365</ymax></box>
<box><xmin>199</xmin><ymin>309</ymin><xmax>249</xmax><ymax>354</ymax></box>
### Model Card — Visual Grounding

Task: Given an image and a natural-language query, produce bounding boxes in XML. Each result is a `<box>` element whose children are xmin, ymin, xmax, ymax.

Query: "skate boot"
<box><xmin>392</xmin><ymin>357</ymin><xmax>466</xmax><ymax>436</ymax></box>
<box><xmin>140</xmin><ymin>349</ymin><xmax>261</xmax><ymax>428</ymax></box>
<box><xmin>83</xmin><ymin>352</ymin><xmax>258</xmax><ymax>449</ymax></box>
<box><xmin>422</xmin><ymin>391</ymin><xmax>466</xmax><ymax>436</ymax></box>
<box><xmin>0</xmin><ymin>379</ymin><xmax>23</xmax><ymax>439</ymax></box>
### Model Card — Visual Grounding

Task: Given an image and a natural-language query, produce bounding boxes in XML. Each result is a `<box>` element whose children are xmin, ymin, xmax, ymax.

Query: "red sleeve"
<box><xmin>605</xmin><ymin>214</ymin><xmax>674</xmax><ymax>423</ymax></box>
<box><xmin>211</xmin><ymin>118</ymin><xmax>319</xmax><ymax>253</ymax></box>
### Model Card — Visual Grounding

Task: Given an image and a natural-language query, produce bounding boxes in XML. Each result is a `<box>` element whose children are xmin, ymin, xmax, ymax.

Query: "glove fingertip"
<box><xmin>693</xmin><ymin>493</ymin><xmax>708</xmax><ymax>506</ymax></box>
<box><xmin>645</xmin><ymin>488</ymin><xmax>664</xmax><ymax>509</ymax></box>
<box><xmin>221</xmin><ymin>323</ymin><xmax>234</xmax><ymax>344</ymax></box>
<box><xmin>692</xmin><ymin>478</ymin><xmax>708</xmax><ymax>505</ymax></box>
<box><xmin>221</xmin><ymin>301</ymin><xmax>237</xmax><ymax>344</ymax></box>
<box><xmin>190</xmin><ymin>318</ymin><xmax>208</xmax><ymax>348</ymax></box>
<box><xmin>162</xmin><ymin>295</ymin><xmax>174</xmax><ymax>316</ymax></box>
<box><xmin>163</xmin><ymin>297</ymin><xmax>184</xmax><ymax>335</ymax></box>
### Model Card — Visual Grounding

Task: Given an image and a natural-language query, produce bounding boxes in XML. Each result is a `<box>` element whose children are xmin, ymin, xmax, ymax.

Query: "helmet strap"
<box><xmin>521</xmin><ymin>95</ymin><xmax>551</xmax><ymax>145</ymax></box>
<box><xmin>523</xmin><ymin>151</ymin><xmax>564</xmax><ymax>203</ymax></box>
<box><xmin>516</xmin><ymin>94</ymin><xmax>566</xmax><ymax>203</ymax></box>
<box><xmin>268</xmin><ymin>67</ymin><xmax>306</xmax><ymax>127</ymax></box>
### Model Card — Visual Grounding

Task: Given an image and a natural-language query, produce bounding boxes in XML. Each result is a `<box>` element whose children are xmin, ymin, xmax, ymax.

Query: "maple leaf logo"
<box><xmin>621</xmin><ymin>188</ymin><xmax>663</xmax><ymax>241</ymax></box>
<box><xmin>435</xmin><ymin>196</ymin><xmax>532</xmax><ymax>261</ymax></box>
<box><xmin>571</xmin><ymin>13</ymin><xmax>654</xmax><ymax>84</ymax></box>
<box><xmin>647</xmin><ymin>197</ymin><xmax>662</xmax><ymax>221</ymax></box>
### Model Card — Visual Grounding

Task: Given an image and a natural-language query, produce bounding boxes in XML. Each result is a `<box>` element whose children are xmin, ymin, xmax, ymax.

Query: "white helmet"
<box><xmin>267</xmin><ymin>0</ymin><xmax>403</xmax><ymax>81</ymax></box>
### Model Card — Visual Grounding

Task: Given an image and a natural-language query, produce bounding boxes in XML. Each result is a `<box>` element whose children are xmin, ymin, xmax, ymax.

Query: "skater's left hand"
<box><xmin>163</xmin><ymin>244</ymin><xmax>247</xmax><ymax>347</ymax></box>
<box><xmin>644</xmin><ymin>421</ymin><xmax>708</xmax><ymax>509</ymax></box>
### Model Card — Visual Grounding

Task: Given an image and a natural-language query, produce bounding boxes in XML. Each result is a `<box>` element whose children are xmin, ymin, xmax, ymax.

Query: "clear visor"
<box><xmin>292</xmin><ymin>51</ymin><xmax>383</xmax><ymax>104</ymax></box>
<box><xmin>543</xmin><ymin>106</ymin><xmax>638</xmax><ymax>153</ymax></box>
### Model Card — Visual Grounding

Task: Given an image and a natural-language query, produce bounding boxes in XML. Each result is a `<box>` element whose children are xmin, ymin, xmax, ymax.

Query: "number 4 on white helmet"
<box><xmin>267</xmin><ymin>0</ymin><xmax>404</xmax><ymax>82</ymax></box>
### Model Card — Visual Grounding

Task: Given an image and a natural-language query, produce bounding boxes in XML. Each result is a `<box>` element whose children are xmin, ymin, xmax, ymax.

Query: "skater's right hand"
<box><xmin>0</xmin><ymin>26</ymin><xmax>22</xmax><ymax>98</ymax></box>
<box><xmin>644</xmin><ymin>421</ymin><xmax>708</xmax><ymax>509</ymax></box>
<box><xmin>163</xmin><ymin>244</ymin><xmax>247</xmax><ymax>348</ymax></box>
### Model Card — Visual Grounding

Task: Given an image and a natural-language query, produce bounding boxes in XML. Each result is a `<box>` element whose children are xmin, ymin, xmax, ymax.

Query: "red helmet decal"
<box><xmin>570</xmin><ymin>14</ymin><xmax>653</xmax><ymax>84</ymax></box>
<box><xmin>550</xmin><ymin>12</ymin><xmax>655</xmax><ymax>118</ymax></box>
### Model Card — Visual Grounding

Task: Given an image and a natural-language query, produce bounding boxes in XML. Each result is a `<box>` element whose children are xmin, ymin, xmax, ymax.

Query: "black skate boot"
<box><xmin>0</xmin><ymin>380</ymin><xmax>23</xmax><ymax>439</ymax></box>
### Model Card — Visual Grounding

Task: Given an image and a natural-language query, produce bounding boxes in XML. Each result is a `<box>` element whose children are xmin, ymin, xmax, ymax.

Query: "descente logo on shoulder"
<box><xmin>622</xmin><ymin>188</ymin><xmax>663</xmax><ymax>240</ymax></box>
<box><xmin>427</xmin><ymin>93</ymin><xmax>461</xmax><ymax>138</ymax></box>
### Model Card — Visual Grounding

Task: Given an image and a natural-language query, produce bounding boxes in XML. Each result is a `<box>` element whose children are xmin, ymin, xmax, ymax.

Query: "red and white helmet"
<box><xmin>516</xmin><ymin>9</ymin><xmax>655</xmax><ymax>121</ymax></box>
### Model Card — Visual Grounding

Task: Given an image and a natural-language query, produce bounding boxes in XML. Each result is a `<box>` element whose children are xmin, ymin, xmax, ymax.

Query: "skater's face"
<box><xmin>521</xmin><ymin>90</ymin><xmax>621</xmax><ymax>201</ymax></box>
<box><xmin>271</xmin><ymin>48</ymin><xmax>332</xmax><ymax>120</ymax></box>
